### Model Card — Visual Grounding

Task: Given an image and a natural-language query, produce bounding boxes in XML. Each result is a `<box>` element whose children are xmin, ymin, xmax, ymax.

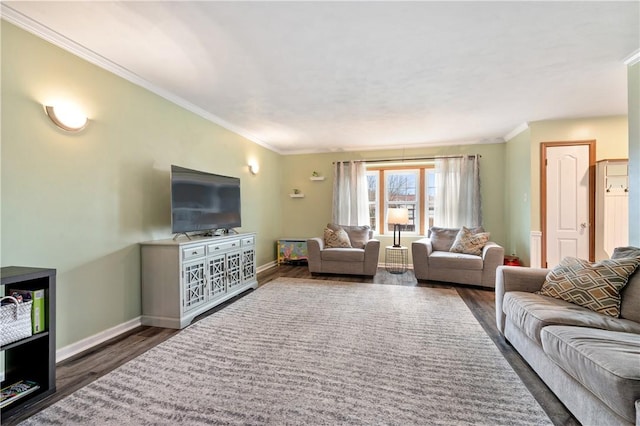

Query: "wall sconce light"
<box><xmin>44</xmin><ymin>104</ymin><xmax>88</xmax><ymax>132</ymax></box>
<box><xmin>248</xmin><ymin>162</ymin><xmax>260</xmax><ymax>175</ymax></box>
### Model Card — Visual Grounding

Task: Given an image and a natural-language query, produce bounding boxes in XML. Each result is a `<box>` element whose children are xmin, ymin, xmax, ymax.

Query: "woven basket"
<box><xmin>0</xmin><ymin>296</ymin><xmax>33</xmax><ymax>346</ymax></box>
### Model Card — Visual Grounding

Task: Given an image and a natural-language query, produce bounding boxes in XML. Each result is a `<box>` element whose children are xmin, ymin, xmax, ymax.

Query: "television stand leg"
<box><xmin>172</xmin><ymin>233</ymin><xmax>192</xmax><ymax>241</ymax></box>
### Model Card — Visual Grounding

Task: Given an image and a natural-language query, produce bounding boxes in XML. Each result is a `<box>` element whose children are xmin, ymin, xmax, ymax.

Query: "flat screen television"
<box><xmin>171</xmin><ymin>165</ymin><xmax>241</xmax><ymax>234</ymax></box>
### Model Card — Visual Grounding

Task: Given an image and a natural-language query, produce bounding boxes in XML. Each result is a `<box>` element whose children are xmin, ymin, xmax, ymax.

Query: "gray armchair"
<box><xmin>307</xmin><ymin>224</ymin><xmax>380</xmax><ymax>277</ymax></box>
<box><xmin>412</xmin><ymin>227</ymin><xmax>504</xmax><ymax>288</ymax></box>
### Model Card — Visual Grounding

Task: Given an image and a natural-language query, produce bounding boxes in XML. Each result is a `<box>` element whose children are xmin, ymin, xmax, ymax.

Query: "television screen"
<box><xmin>171</xmin><ymin>165</ymin><xmax>241</xmax><ymax>234</ymax></box>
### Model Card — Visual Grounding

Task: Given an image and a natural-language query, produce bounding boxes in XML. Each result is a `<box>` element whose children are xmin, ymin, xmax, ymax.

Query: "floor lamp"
<box><xmin>387</xmin><ymin>208</ymin><xmax>409</xmax><ymax>247</ymax></box>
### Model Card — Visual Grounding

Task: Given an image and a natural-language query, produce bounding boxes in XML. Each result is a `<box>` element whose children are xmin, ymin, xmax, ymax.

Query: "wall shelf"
<box><xmin>289</xmin><ymin>193</ymin><xmax>305</xmax><ymax>198</ymax></box>
<box><xmin>309</xmin><ymin>176</ymin><xmax>325</xmax><ymax>181</ymax></box>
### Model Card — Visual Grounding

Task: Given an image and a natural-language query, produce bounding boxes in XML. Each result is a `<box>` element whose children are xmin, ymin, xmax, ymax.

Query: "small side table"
<box><xmin>385</xmin><ymin>246</ymin><xmax>408</xmax><ymax>274</ymax></box>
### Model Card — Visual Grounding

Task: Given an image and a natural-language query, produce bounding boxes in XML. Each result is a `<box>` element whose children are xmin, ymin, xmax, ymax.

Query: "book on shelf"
<box><xmin>1</xmin><ymin>379</ymin><xmax>40</xmax><ymax>408</ymax></box>
<box><xmin>8</xmin><ymin>289</ymin><xmax>45</xmax><ymax>333</ymax></box>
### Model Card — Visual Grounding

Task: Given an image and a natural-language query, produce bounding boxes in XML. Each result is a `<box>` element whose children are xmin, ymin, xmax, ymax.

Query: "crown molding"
<box><xmin>623</xmin><ymin>49</ymin><xmax>640</xmax><ymax>66</ymax></box>
<box><xmin>503</xmin><ymin>122</ymin><xmax>529</xmax><ymax>141</ymax></box>
<box><xmin>1</xmin><ymin>5</ymin><xmax>282</xmax><ymax>154</ymax></box>
<box><xmin>280</xmin><ymin>137</ymin><xmax>503</xmax><ymax>156</ymax></box>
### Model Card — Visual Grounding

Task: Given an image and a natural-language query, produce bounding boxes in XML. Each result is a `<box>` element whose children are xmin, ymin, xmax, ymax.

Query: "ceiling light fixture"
<box><xmin>45</xmin><ymin>104</ymin><xmax>88</xmax><ymax>132</ymax></box>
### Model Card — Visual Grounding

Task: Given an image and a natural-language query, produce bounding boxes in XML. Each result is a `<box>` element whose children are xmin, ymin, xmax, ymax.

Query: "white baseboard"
<box><xmin>257</xmin><ymin>261</ymin><xmax>276</xmax><ymax>273</ymax></box>
<box><xmin>56</xmin><ymin>316</ymin><xmax>142</xmax><ymax>363</ymax></box>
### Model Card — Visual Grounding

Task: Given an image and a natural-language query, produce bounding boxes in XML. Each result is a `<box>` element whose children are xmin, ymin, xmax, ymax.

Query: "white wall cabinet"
<box><xmin>140</xmin><ymin>233</ymin><xmax>257</xmax><ymax>328</ymax></box>
<box><xmin>595</xmin><ymin>160</ymin><xmax>629</xmax><ymax>260</ymax></box>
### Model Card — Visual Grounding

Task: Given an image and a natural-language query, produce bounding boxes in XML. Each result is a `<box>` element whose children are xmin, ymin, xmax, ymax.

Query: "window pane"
<box><xmin>367</xmin><ymin>172</ymin><xmax>378</xmax><ymax>231</ymax></box>
<box><xmin>426</xmin><ymin>169</ymin><xmax>436</xmax><ymax>229</ymax></box>
<box><xmin>385</xmin><ymin>170</ymin><xmax>419</xmax><ymax>233</ymax></box>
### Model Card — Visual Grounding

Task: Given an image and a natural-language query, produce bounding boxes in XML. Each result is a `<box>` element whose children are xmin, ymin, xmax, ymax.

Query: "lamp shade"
<box><xmin>387</xmin><ymin>207</ymin><xmax>409</xmax><ymax>225</ymax></box>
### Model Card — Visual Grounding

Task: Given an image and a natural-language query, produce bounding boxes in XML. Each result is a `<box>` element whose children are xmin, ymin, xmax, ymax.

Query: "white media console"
<box><xmin>140</xmin><ymin>232</ymin><xmax>258</xmax><ymax>329</ymax></box>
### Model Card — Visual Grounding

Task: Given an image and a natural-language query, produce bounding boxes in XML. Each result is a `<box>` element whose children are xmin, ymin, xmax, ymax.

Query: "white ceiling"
<box><xmin>3</xmin><ymin>1</ymin><xmax>639</xmax><ymax>154</ymax></box>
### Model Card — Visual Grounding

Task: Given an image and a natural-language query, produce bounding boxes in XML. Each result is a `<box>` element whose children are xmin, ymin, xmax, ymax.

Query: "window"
<box><xmin>367</xmin><ymin>165</ymin><xmax>435</xmax><ymax>236</ymax></box>
<box><xmin>385</xmin><ymin>170</ymin><xmax>418</xmax><ymax>233</ymax></box>
<box><xmin>367</xmin><ymin>173</ymin><xmax>378</xmax><ymax>231</ymax></box>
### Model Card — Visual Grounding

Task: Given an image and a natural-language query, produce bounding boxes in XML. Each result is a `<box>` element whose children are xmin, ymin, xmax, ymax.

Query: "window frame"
<box><xmin>367</xmin><ymin>164</ymin><xmax>435</xmax><ymax>236</ymax></box>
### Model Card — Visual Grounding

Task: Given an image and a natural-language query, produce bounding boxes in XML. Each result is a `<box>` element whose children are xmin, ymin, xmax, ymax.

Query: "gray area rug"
<box><xmin>23</xmin><ymin>279</ymin><xmax>550</xmax><ymax>425</ymax></box>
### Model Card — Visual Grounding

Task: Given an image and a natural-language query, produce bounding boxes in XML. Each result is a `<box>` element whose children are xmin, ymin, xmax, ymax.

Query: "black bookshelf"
<box><xmin>1</xmin><ymin>266</ymin><xmax>56</xmax><ymax>418</ymax></box>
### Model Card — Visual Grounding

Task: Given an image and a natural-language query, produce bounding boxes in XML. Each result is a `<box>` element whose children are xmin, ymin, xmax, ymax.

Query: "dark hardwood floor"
<box><xmin>2</xmin><ymin>265</ymin><xmax>578</xmax><ymax>425</ymax></box>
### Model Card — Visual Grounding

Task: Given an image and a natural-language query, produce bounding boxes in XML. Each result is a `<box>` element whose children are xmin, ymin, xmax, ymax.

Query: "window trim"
<box><xmin>367</xmin><ymin>164</ymin><xmax>435</xmax><ymax>236</ymax></box>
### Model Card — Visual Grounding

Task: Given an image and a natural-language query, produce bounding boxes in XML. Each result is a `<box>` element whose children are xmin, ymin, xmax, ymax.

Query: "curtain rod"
<box><xmin>332</xmin><ymin>154</ymin><xmax>481</xmax><ymax>164</ymax></box>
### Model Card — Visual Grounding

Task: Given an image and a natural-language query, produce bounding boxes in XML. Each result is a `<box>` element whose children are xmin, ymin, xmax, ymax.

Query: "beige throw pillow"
<box><xmin>324</xmin><ymin>227</ymin><xmax>351</xmax><ymax>248</ymax></box>
<box><xmin>449</xmin><ymin>226</ymin><xmax>490</xmax><ymax>256</ymax></box>
<box><xmin>538</xmin><ymin>256</ymin><xmax>640</xmax><ymax>317</ymax></box>
<box><xmin>429</xmin><ymin>227</ymin><xmax>461</xmax><ymax>252</ymax></box>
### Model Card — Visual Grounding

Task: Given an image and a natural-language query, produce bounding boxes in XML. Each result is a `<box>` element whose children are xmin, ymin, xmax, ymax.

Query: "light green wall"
<box><xmin>503</xmin><ymin>116</ymin><xmax>629</xmax><ymax>266</ymax></box>
<box><xmin>504</xmin><ymin>128</ymin><xmax>531</xmax><ymax>265</ymax></box>
<box><xmin>629</xmin><ymin>62</ymin><xmax>640</xmax><ymax>246</ymax></box>
<box><xmin>280</xmin><ymin>143</ymin><xmax>507</xmax><ymax>263</ymax></box>
<box><xmin>528</xmin><ymin>116</ymin><xmax>629</xmax><ymax>232</ymax></box>
<box><xmin>1</xmin><ymin>22</ymin><xmax>282</xmax><ymax>348</ymax></box>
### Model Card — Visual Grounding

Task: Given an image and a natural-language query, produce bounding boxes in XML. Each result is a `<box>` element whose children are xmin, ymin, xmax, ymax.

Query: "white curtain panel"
<box><xmin>332</xmin><ymin>161</ymin><xmax>369</xmax><ymax>226</ymax></box>
<box><xmin>434</xmin><ymin>156</ymin><xmax>481</xmax><ymax>228</ymax></box>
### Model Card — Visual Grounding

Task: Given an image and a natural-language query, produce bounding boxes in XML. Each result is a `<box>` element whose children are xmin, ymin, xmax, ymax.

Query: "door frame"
<box><xmin>540</xmin><ymin>140</ymin><xmax>596</xmax><ymax>267</ymax></box>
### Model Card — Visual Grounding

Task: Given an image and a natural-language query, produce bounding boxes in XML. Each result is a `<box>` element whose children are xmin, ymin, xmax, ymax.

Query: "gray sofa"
<box><xmin>307</xmin><ymin>224</ymin><xmax>380</xmax><ymax>277</ymax></box>
<box><xmin>412</xmin><ymin>227</ymin><xmax>504</xmax><ymax>288</ymax></box>
<box><xmin>495</xmin><ymin>255</ymin><xmax>640</xmax><ymax>425</ymax></box>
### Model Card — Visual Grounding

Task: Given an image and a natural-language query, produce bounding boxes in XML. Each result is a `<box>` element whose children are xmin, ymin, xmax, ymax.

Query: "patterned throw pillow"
<box><xmin>449</xmin><ymin>226</ymin><xmax>490</xmax><ymax>256</ymax></box>
<box><xmin>324</xmin><ymin>227</ymin><xmax>351</xmax><ymax>248</ymax></box>
<box><xmin>538</xmin><ymin>256</ymin><xmax>640</xmax><ymax>317</ymax></box>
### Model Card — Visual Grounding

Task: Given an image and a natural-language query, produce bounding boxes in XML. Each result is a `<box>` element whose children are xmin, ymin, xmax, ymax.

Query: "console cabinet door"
<box><xmin>225</xmin><ymin>250</ymin><xmax>242</xmax><ymax>292</ymax></box>
<box><xmin>207</xmin><ymin>253</ymin><xmax>227</xmax><ymax>301</ymax></box>
<box><xmin>242</xmin><ymin>248</ymin><xmax>256</xmax><ymax>283</ymax></box>
<box><xmin>182</xmin><ymin>259</ymin><xmax>207</xmax><ymax>312</ymax></box>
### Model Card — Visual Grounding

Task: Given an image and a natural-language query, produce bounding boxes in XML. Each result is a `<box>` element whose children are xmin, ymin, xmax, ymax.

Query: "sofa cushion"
<box><xmin>324</xmin><ymin>227</ymin><xmax>351</xmax><ymax>248</ymax></box>
<box><xmin>538</xmin><ymin>256</ymin><xmax>640</xmax><ymax>317</ymax></box>
<box><xmin>611</xmin><ymin>246</ymin><xmax>640</xmax><ymax>323</ymax></box>
<box><xmin>428</xmin><ymin>251</ymin><xmax>483</xmax><ymax>270</ymax></box>
<box><xmin>449</xmin><ymin>226</ymin><xmax>491</xmax><ymax>256</ymax></box>
<box><xmin>541</xmin><ymin>326</ymin><xmax>640</xmax><ymax>423</ymax></box>
<box><xmin>611</xmin><ymin>246</ymin><xmax>640</xmax><ymax>260</ymax></box>
<box><xmin>503</xmin><ymin>291</ymin><xmax>640</xmax><ymax>344</ymax></box>
<box><xmin>327</xmin><ymin>224</ymin><xmax>371</xmax><ymax>249</ymax></box>
<box><xmin>321</xmin><ymin>248</ymin><xmax>365</xmax><ymax>262</ymax></box>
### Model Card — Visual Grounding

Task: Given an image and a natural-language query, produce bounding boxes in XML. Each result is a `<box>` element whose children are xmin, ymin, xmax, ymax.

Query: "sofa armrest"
<box><xmin>480</xmin><ymin>242</ymin><xmax>505</xmax><ymax>287</ymax></box>
<box><xmin>411</xmin><ymin>238</ymin><xmax>433</xmax><ymax>280</ymax></box>
<box><xmin>495</xmin><ymin>265</ymin><xmax>549</xmax><ymax>333</ymax></box>
<box><xmin>306</xmin><ymin>237</ymin><xmax>324</xmax><ymax>273</ymax></box>
<box><xmin>362</xmin><ymin>239</ymin><xmax>381</xmax><ymax>276</ymax></box>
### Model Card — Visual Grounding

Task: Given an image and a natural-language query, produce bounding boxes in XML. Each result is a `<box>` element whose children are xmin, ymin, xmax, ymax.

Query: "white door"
<box><xmin>545</xmin><ymin>144</ymin><xmax>591</xmax><ymax>268</ymax></box>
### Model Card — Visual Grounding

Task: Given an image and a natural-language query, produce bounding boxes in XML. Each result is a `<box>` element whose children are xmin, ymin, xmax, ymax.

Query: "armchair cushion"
<box><xmin>321</xmin><ymin>248</ymin><xmax>366</xmax><ymax>262</ymax></box>
<box><xmin>429</xmin><ymin>251</ymin><xmax>483</xmax><ymax>270</ymax></box>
